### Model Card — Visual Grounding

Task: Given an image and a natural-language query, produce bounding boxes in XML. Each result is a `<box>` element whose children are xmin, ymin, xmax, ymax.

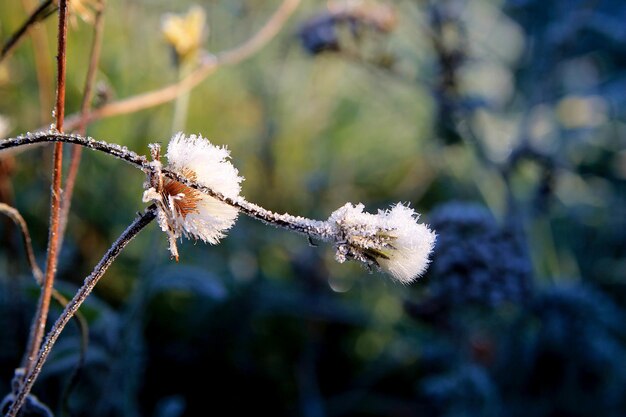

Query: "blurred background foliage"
<box><xmin>0</xmin><ymin>0</ymin><xmax>625</xmax><ymax>416</ymax></box>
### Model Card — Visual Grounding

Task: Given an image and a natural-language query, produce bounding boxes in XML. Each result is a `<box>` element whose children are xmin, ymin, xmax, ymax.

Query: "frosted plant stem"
<box><xmin>5</xmin><ymin>206</ymin><xmax>157</xmax><ymax>417</ymax></box>
<box><xmin>0</xmin><ymin>133</ymin><xmax>150</xmax><ymax>169</ymax></box>
<box><xmin>0</xmin><ymin>132</ymin><xmax>336</xmax><ymax>241</ymax></box>
<box><xmin>160</xmin><ymin>168</ymin><xmax>335</xmax><ymax>241</ymax></box>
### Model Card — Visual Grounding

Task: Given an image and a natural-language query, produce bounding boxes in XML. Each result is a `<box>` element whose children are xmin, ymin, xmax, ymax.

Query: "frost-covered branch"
<box><xmin>4</xmin><ymin>206</ymin><xmax>157</xmax><ymax>417</ymax></box>
<box><xmin>1</xmin><ymin>131</ymin><xmax>436</xmax><ymax>283</ymax></box>
<box><xmin>146</xmin><ymin>134</ymin><xmax>436</xmax><ymax>283</ymax></box>
<box><xmin>0</xmin><ymin>132</ymin><xmax>149</xmax><ymax>168</ymax></box>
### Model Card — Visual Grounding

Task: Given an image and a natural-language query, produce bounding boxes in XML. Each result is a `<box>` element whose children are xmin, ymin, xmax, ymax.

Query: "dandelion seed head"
<box><xmin>328</xmin><ymin>202</ymin><xmax>436</xmax><ymax>284</ymax></box>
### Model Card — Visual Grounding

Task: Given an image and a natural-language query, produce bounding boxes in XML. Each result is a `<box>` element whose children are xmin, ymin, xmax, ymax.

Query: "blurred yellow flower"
<box><xmin>161</xmin><ymin>6</ymin><xmax>207</xmax><ymax>64</ymax></box>
<box><xmin>69</xmin><ymin>0</ymin><xmax>100</xmax><ymax>25</ymax></box>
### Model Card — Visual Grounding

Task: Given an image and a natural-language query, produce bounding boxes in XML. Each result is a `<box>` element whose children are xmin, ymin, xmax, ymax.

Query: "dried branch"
<box><xmin>62</xmin><ymin>0</ymin><xmax>301</xmax><ymax>130</ymax></box>
<box><xmin>5</xmin><ymin>206</ymin><xmax>157</xmax><ymax>417</ymax></box>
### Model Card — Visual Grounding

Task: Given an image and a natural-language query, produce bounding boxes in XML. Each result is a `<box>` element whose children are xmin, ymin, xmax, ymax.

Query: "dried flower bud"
<box><xmin>161</xmin><ymin>6</ymin><xmax>207</xmax><ymax>65</ymax></box>
<box><xmin>298</xmin><ymin>2</ymin><xmax>397</xmax><ymax>55</ymax></box>
<box><xmin>328</xmin><ymin>203</ymin><xmax>436</xmax><ymax>284</ymax></box>
<box><xmin>143</xmin><ymin>133</ymin><xmax>242</xmax><ymax>260</ymax></box>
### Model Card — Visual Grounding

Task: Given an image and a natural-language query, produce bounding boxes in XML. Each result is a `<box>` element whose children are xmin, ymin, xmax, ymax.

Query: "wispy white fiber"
<box><xmin>328</xmin><ymin>202</ymin><xmax>436</xmax><ymax>284</ymax></box>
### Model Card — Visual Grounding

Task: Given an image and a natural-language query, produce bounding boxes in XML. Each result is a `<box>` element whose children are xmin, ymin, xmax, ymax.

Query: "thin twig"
<box><xmin>0</xmin><ymin>203</ymin><xmax>42</xmax><ymax>283</ymax></box>
<box><xmin>21</xmin><ymin>0</ymin><xmax>69</xmax><ymax>378</ymax></box>
<box><xmin>5</xmin><ymin>206</ymin><xmax>157</xmax><ymax>417</ymax></box>
<box><xmin>0</xmin><ymin>0</ymin><xmax>56</xmax><ymax>63</ymax></box>
<box><xmin>161</xmin><ymin>168</ymin><xmax>332</xmax><ymax>239</ymax></box>
<box><xmin>20</xmin><ymin>0</ymin><xmax>55</xmax><ymax>122</ymax></box>
<box><xmin>59</xmin><ymin>0</ymin><xmax>108</xmax><ymax>249</ymax></box>
<box><xmin>62</xmin><ymin>0</ymin><xmax>301</xmax><ymax>131</ymax></box>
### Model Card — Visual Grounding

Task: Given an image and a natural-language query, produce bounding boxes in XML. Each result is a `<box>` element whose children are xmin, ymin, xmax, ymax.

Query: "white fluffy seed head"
<box><xmin>143</xmin><ymin>133</ymin><xmax>243</xmax><ymax>259</ymax></box>
<box><xmin>328</xmin><ymin>202</ymin><xmax>436</xmax><ymax>284</ymax></box>
<box><xmin>166</xmin><ymin>132</ymin><xmax>241</xmax><ymax>200</ymax></box>
<box><xmin>165</xmin><ymin>133</ymin><xmax>242</xmax><ymax>244</ymax></box>
<box><xmin>376</xmin><ymin>203</ymin><xmax>436</xmax><ymax>283</ymax></box>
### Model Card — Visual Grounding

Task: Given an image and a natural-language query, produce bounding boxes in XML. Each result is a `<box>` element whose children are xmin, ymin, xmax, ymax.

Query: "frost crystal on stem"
<box><xmin>328</xmin><ymin>202</ymin><xmax>436</xmax><ymax>284</ymax></box>
<box><xmin>143</xmin><ymin>133</ymin><xmax>242</xmax><ymax>260</ymax></box>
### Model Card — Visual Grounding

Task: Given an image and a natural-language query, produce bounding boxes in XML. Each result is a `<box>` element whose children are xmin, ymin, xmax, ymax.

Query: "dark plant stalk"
<box><xmin>0</xmin><ymin>0</ymin><xmax>56</xmax><ymax>63</ymax></box>
<box><xmin>5</xmin><ymin>206</ymin><xmax>157</xmax><ymax>417</ymax></box>
<box><xmin>59</xmin><ymin>0</ymin><xmax>108</xmax><ymax>248</ymax></box>
<box><xmin>0</xmin><ymin>133</ymin><xmax>149</xmax><ymax>167</ymax></box>
<box><xmin>21</xmin><ymin>0</ymin><xmax>69</xmax><ymax>379</ymax></box>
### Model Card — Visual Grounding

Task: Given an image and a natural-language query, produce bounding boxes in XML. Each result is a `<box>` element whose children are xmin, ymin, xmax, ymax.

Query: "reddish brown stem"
<box><xmin>54</xmin><ymin>0</ymin><xmax>68</xmax><ymax>132</ymax></box>
<box><xmin>20</xmin><ymin>0</ymin><xmax>69</xmax><ymax>377</ymax></box>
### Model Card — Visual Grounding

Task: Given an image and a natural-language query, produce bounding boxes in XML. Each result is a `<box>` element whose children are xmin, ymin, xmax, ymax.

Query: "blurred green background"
<box><xmin>1</xmin><ymin>0</ymin><xmax>626</xmax><ymax>416</ymax></box>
